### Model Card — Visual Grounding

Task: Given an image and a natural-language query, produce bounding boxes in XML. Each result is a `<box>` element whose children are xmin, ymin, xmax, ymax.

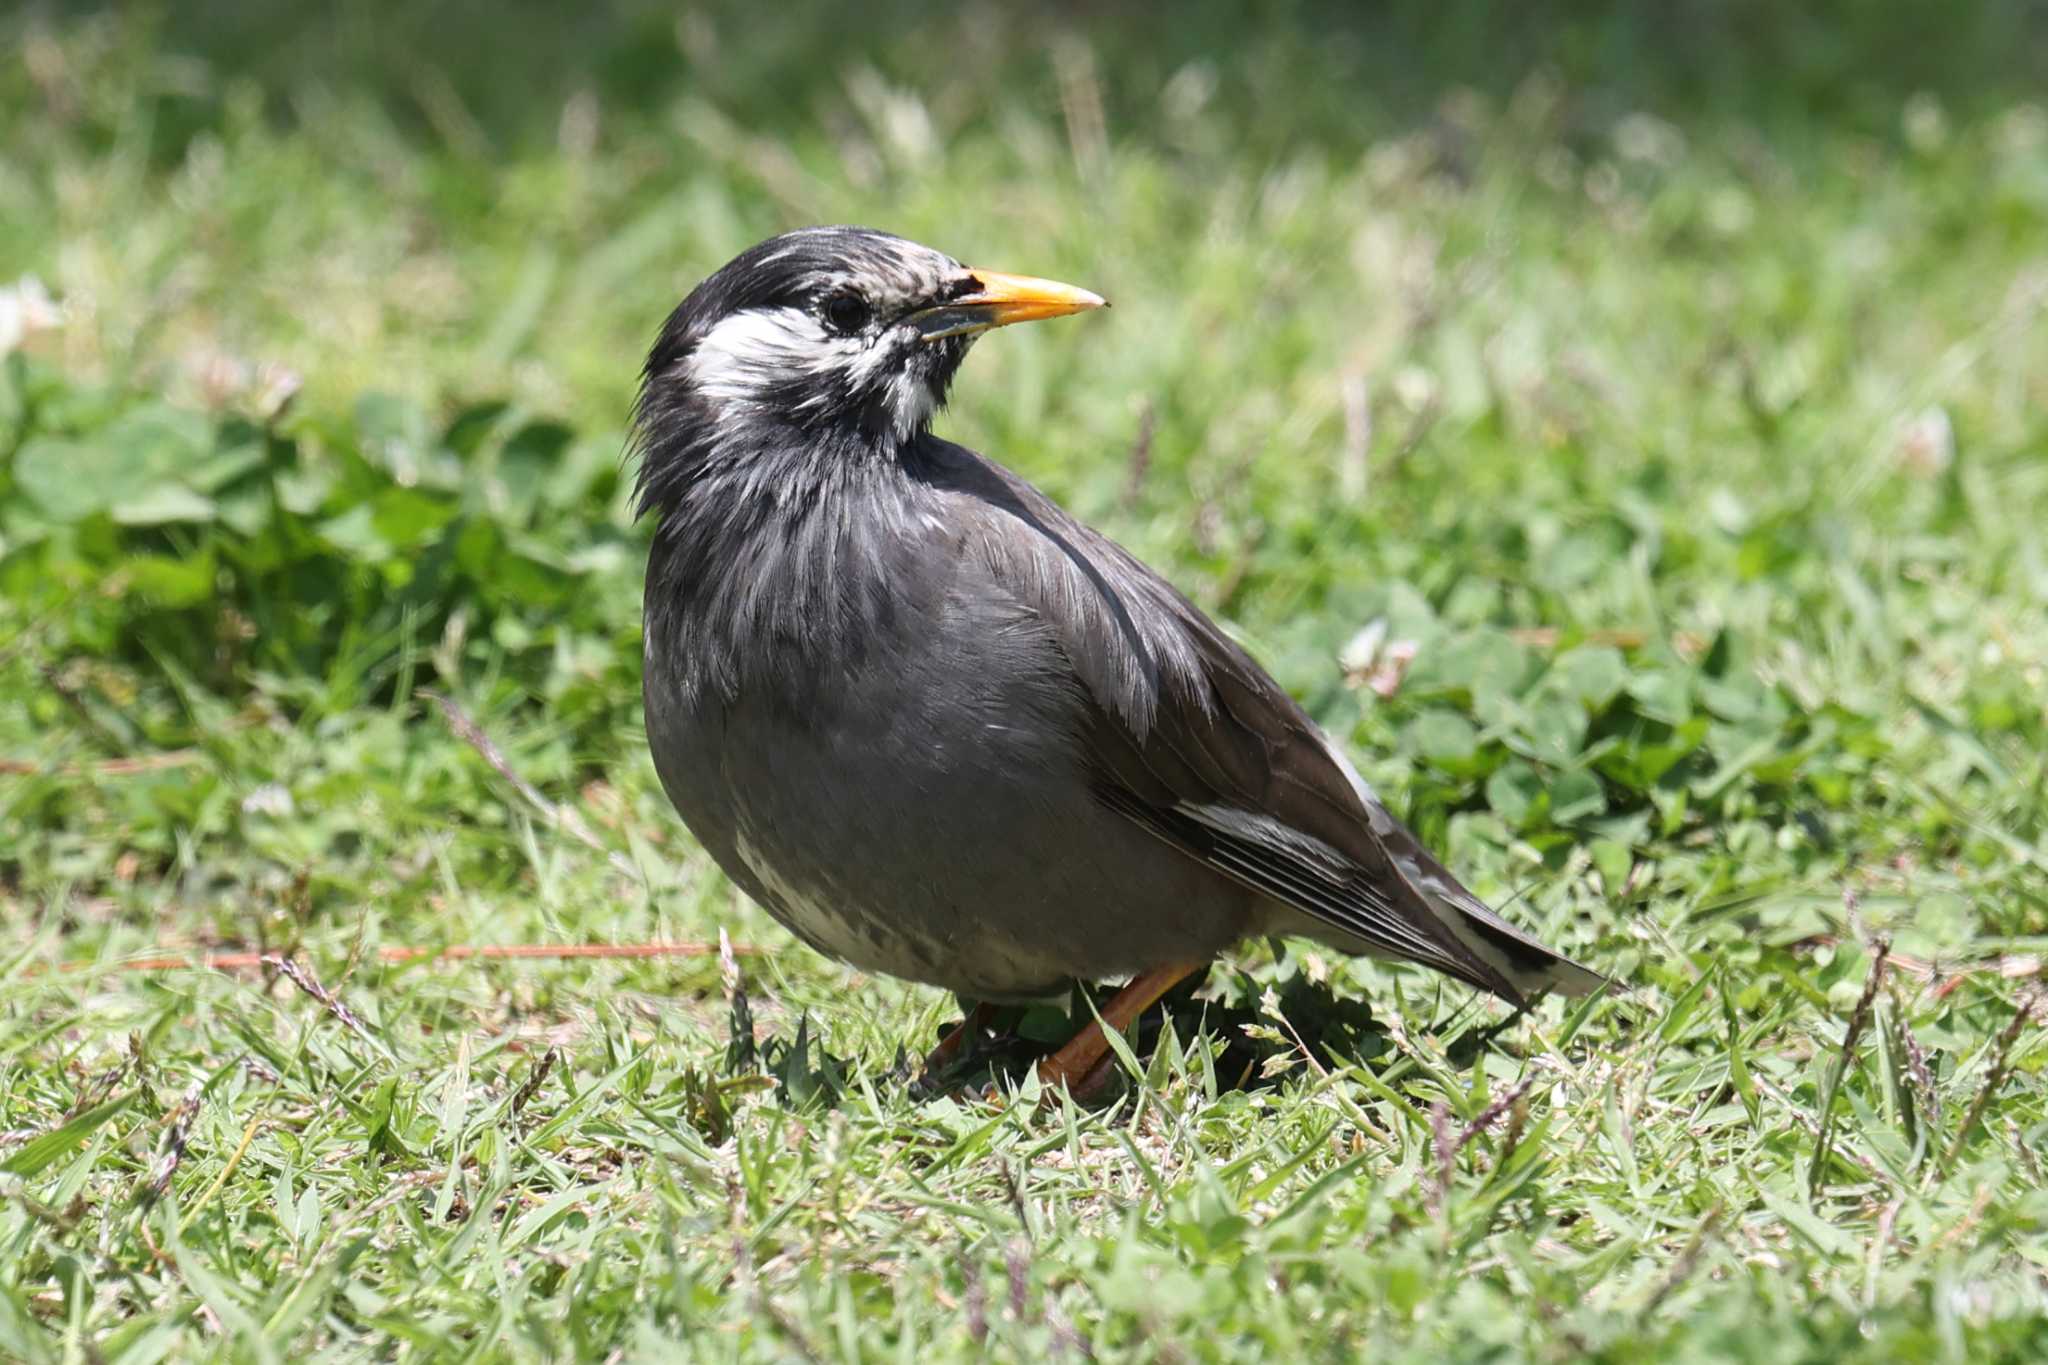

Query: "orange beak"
<box><xmin>910</xmin><ymin>269</ymin><xmax>1107</xmax><ymax>341</ymax></box>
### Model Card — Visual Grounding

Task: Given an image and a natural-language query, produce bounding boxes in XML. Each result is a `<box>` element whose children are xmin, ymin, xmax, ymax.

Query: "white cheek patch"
<box><xmin>688</xmin><ymin>306</ymin><xmax>939</xmax><ymax>438</ymax></box>
<box><xmin>687</xmin><ymin>307</ymin><xmax>842</xmax><ymax>406</ymax></box>
<box><xmin>882</xmin><ymin>359</ymin><xmax>936</xmax><ymax>439</ymax></box>
<box><xmin>844</xmin><ymin>330</ymin><xmax>941</xmax><ymax>438</ymax></box>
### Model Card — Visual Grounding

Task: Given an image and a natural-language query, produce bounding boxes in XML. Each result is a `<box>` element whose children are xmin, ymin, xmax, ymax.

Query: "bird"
<box><xmin>633</xmin><ymin>226</ymin><xmax>1604</xmax><ymax>1096</ymax></box>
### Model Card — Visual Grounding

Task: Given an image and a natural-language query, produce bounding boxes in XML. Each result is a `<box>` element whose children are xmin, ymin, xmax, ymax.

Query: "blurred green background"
<box><xmin>2</xmin><ymin>3</ymin><xmax>2046</xmax><ymax>1361</ymax></box>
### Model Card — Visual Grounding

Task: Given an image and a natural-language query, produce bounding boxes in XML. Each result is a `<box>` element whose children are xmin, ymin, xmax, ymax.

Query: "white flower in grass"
<box><xmin>0</xmin><ymin>276</ymin><xmax>59</xmax><ymax>355</ymax></box>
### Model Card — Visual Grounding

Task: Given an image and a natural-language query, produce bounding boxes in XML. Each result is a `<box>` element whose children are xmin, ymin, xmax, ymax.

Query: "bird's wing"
<box><xmin>932</xmin><ymin>441</ymin><xmax>1602</xmax><ymax>1004</ymax></box>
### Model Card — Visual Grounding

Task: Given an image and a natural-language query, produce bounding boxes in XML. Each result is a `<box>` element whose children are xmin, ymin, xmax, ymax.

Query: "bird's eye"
<box><xmin>822</xmin><ymin>292</ymin><xmax>872</xmax><ymax>334</ymax></box>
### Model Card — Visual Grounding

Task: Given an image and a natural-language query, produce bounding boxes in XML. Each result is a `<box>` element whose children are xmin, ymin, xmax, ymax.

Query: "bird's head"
<box><xmin>634</xmin><ymin>227</ymin><xmax>1103</xmax><ymax>507</ymax></box>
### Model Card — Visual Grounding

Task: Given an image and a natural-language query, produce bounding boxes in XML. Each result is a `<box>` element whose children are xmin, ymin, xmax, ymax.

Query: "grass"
<box><xmin>3</xmin><ymin>2</ymin><xmax>2047</xmax><ymax>1359</ymax></box>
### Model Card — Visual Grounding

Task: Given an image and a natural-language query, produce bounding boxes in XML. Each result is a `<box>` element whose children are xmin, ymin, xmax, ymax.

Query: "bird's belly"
<box><xmin>714</xmin><ymin>796</ymin><xmax>1003</xmax><ymax>993</ymax></box>
<box><xmin>658</xmin><ymin>649</ymin><xmax>1254</xmax><ymax>1000</ymax></box>
<box><xmin>715</xmin><ymin>705</ymin><xmax>1102</xmax><ymax>998</ymax></box>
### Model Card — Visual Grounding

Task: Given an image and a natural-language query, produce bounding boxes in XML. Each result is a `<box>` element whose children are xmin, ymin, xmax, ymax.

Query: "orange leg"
<box><xmin>920</xmin><ymin>1001</ymin><xmax>1000</xmax><ymax>1080</ymax></box>
<box><xmin>1036</xmin><ymin>961</ymin><xmax>1208</xmax><ymax>1096</ymax></box>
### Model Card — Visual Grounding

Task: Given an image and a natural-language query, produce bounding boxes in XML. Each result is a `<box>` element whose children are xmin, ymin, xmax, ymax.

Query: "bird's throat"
<box><xmin>641</xmin><ymin>424</ymin><xmax>931</xmax><ymax>711</ymax></box>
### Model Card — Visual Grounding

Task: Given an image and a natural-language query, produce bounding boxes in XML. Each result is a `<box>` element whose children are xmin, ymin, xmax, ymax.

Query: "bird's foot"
<box><xmin>911</xmin><ymin>1000</ymin><xmax>1004</xmax><ymax>1096</ymax></box>
<box><xmin>1034</xmin><ymin>960</ymin><xmax>1208</xmax><ymax>1104</ymax></box>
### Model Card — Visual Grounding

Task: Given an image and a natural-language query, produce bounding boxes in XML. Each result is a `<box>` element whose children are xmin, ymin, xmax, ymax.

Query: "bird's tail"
<box><xmin>1377</xmin><ymin>817</ymin><xmax>1610</xmax><ymax>1004</ymax></box>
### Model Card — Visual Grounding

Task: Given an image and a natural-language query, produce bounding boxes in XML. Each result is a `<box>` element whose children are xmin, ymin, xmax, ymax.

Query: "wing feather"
<box><xmin>923</xmin><ymin>438</ymin><xmax>1603</xmax><ymax>1003</ymax></box>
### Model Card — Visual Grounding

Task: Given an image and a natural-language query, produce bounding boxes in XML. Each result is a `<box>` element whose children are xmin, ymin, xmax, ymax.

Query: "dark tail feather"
<box><xmin>1376</xmin><ymin>817</ymin><xmax>1610</xmax><ymax>1002</ymax></box>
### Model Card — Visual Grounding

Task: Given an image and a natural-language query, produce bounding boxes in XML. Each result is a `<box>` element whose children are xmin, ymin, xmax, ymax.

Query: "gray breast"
<box><xmin>643</xmin><ymin>491</ymin><xmax>1257</xmax><ymax>1000</ymax></box>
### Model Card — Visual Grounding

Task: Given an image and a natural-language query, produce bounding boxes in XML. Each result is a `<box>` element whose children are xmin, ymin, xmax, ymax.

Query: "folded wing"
<box><xmin>940</xmin><ymin>441</ymin><xmax>1605</xmax><ymax>1005</ymax></box>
